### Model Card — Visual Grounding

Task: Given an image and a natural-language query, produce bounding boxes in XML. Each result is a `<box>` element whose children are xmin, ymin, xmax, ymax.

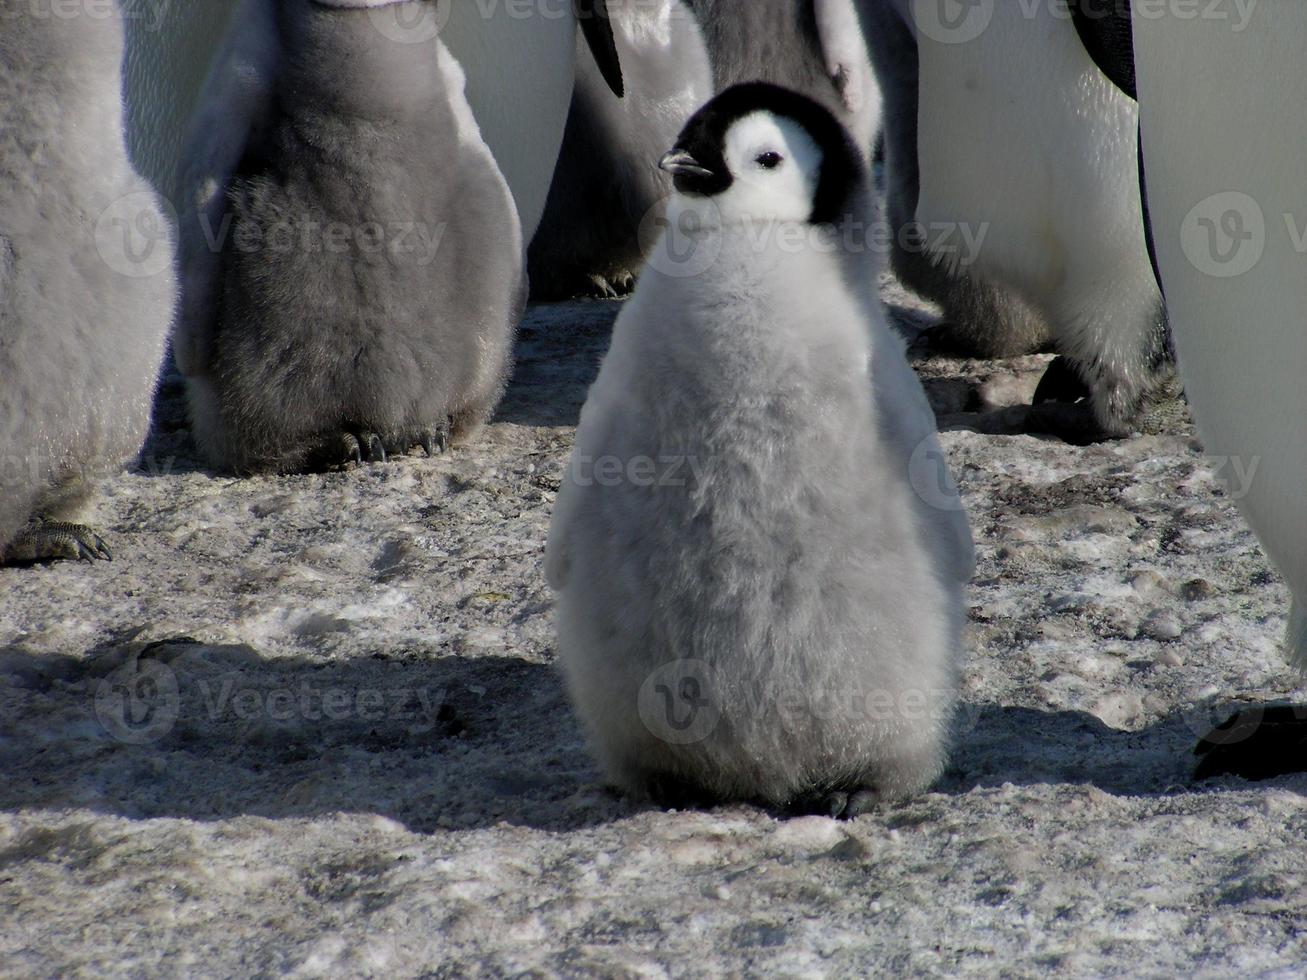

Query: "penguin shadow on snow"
<box><xmin>939</xmin><ymin>702</ymin><xmax>1307</xmax><ymax>798</ymax></box>
<box><xmin>0</xmin><ymin>639</ymin><xmax>629</xmax><ymax>834</ymax></box>
<box><xmin>4</xmin><ymin>638</ymin><xmax>1300</xmax><ymax>836</ymax></box>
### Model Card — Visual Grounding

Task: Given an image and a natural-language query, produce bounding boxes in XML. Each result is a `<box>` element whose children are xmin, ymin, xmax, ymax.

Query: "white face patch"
<box><xmin>716</xmin><ymin>111</ymin><xmax>823</xmax><ymax>224</ymax></box>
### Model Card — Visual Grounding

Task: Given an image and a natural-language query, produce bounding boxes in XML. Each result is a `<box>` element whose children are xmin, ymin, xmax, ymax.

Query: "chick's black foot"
<box><xmin>4</xmin><ymin>521</ymin><xmax>112</xmax><ymax>564</ymax></box>
<box><xmin>1195</xmin><ymin>704</ymin><xmax>1307</xmax><ymax>781</ymax></box>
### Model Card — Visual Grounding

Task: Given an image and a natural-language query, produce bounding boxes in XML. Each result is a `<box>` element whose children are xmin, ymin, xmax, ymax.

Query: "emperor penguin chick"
<box><xmin>546</xmin><ymin>83</ymin><xmax>975</xmax><ymax>815</ymax></box>
<box><xmin>1</xmin><ymin>1</ymin><xmax>177</xmax><ymax>564</ymax></box>
<box><xmin>177</xmin><ymin>0</ymin><xmax>524</xmax><ymax>474</ymax></box>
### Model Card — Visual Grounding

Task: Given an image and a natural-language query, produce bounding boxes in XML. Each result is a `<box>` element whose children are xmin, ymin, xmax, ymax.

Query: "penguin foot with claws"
<box><xmin>585</xmin><ymin>272</ymin><xmax>636</xmax><ymax>299</ymax></box>
<box><xmin>1194</xmin><ymin>704</ymin><xmax>1307</xmax><ymax>781</ymax></box>
<box><xmin>4</xmin><ymin>521</ymin><xmax>112</xmax><ymax>564</ymax></box>
<box><xmin>340</xmin><ymin>430</ymin><xmax>387</xmax><ymax>466</ymax></box>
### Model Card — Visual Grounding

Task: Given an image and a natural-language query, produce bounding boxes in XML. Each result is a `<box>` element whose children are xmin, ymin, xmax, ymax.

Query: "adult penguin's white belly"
<box><xmin>1134</xmin><ymin>9</ymin><xmax>1307</xmax><ymax>664</ymax></box>
<box><xmin>120</xmin><ymin>0</ymin><xmax>245</xmax><ymax>202</ymax></box>
<box><xmin>441</xmin><ymin>2</ymin><xmax>579</xmax><ymax>242</ymax></box>
<box><xmin>911</xmin><ymin>1</ymin><xmax>1144</xmax><ymax>316</ymax></box>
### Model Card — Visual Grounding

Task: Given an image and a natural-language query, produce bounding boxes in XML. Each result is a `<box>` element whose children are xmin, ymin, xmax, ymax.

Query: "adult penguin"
<box><xmin>859</xmin><ymin>0</ymin><xmax>1168</xmax><ymax>439</ymax></box>
<box><xmin>120</xmin><ymin>0</ymin><xmax>623</xmax><ymax>241</ymax></box>
<box><xmin>1075</xmin><ymin>1</ymin><xmax>1307</xmax><ymax>778</ymax></box>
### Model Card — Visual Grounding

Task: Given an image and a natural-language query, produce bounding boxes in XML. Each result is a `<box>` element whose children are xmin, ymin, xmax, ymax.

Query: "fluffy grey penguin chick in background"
<box><xmin>856</xmin><ymin>0</ymin><xmax>1050</xmax><ymax>361</ymax></box>
<box><xmin>546</xmin><ymin>83</ymin><xmax>975</xmax><ymax>817</ymax></box>
<box><xmin>528</xmin><ymin>0</ymin><xmax>712</xmax><ymax>300</ymax></box>
<box><xmin>0</xmin><ymin>0</ymin><xmax>177</xmax><ymax>564</ymax></box>
<box><xmin>684</xmin><ymin>0</ymin><xmax>881</xmax><ymax>161</ymax></box>
<box><xmin>857</xmin><ymin>0</ymin><xmax>1170</xmax><ymax>439</ymax></box>
<box><xmin>176</xmin><ymin>0</ymin><xmax>524</xmax><ymax>474</ymax></box>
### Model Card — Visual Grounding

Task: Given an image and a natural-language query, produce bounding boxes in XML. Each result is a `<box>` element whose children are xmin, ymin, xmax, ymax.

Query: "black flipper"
<box><xmin>1070</xmin><ymin>0</ymin><xmax>1136</xmax><ymax>100</ymax></box>
<box><xmin>576</xmin><ymin>0</ymin><xmax>624</xmax><ymax>98</ymax></box>
<box><xmin>1137</xmin><ymin>126</ymin><xmax>1162</xmax><ymax>292</ymax></box>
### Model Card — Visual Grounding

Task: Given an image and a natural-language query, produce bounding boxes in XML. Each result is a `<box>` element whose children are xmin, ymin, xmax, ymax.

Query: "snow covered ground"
<box><xmin>3</xmin><ymin>290</ymin><xmax>1306</xmax><ymax>977</ymax></box>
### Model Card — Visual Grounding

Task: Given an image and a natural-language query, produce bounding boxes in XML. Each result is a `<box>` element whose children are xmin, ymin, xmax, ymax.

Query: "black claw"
<box><xmin>843</xmin><ymin>790</ymin><xmax>880</xmax><ymax>819</ymax></box>
<box><xmin>75</xmin><ymin>531</ymin><xmax>113</xmax><ymax>562</ymax></box>
<box><xmin>783</xmin><ymin>785</ymin><xmax>880</xmax><ymax>821</ymax></box>
<box><xmin>339</xmin><ymin>431</ymin><xmax>389</xmax><ymax>466</ymax></box>
<box><xmin>824</xmin><ymin>792</ymin><xmax>850</xmax><ymax>819</ymax></box>
<box><xmin>341</xmin><ymin>433</ymin><xmax>364</xmax><ymax>466</ymax></box>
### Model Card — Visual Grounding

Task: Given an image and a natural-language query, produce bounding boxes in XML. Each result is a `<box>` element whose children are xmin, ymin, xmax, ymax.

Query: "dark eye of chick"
<box><xmin>755</xmin><ymin>151</ymin><xmax>783</xmax><ymax>170</ymax></box>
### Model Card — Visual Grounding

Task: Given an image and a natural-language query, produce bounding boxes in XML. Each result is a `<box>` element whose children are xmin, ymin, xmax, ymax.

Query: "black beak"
<box><xmin>659</xmin><ymin>149</ymin><xmax>715</xmax><ymax>180</ymax></box>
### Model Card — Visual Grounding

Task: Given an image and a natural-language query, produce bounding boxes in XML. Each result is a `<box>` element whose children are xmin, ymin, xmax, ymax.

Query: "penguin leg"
<box><xmin>1194</xmin><ymin>705</ymin><xmax>1307</xmax><ymax>781</ymax></box>
<box><xmin>4</xmin><ymin>521</ymin><xmax>112</xmax><ymax>564</ymax></box>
